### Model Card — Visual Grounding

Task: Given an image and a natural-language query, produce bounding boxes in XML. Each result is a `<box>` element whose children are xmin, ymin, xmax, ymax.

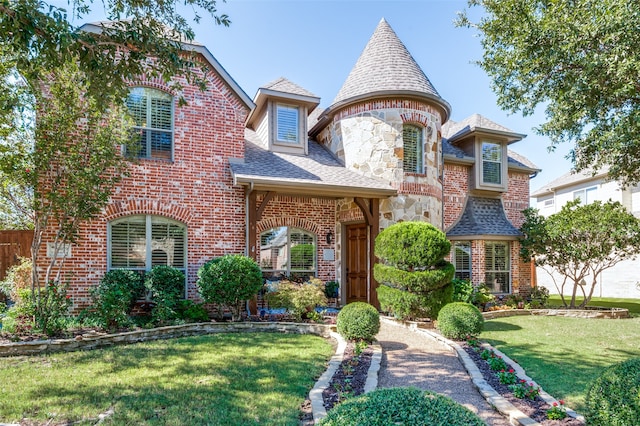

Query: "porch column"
<box><xmin>354</xmin><ymin>197</ymin><xmax>380</xmax><ymax>309</ymax></box>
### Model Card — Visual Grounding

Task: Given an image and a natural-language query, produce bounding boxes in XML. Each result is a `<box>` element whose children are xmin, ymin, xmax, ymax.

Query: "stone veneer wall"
<box><xmin>316</xmin><ymin>99</ymin><xmax>444</xmax><ymax>229</ymax></box>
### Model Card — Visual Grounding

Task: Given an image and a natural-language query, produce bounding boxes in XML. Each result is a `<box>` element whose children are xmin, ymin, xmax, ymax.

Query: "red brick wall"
<box><xmin>503</xmin><ymin>170</ymin><xmax>532</xmax><ymax>228</ymax></box>
<box><xmin>40</xmin><ymin>56</ymin><xmax>250</xmax><ymax>311</ymax></box>
<box><xmin>256</xmin><ymin>195</ymin><xmax>337</xmax><ymax>283</ymax></box>
<box><xmin>443</xmin><ymin>162</ymin><xmax>470</xmax><ymax>228</ymax></box>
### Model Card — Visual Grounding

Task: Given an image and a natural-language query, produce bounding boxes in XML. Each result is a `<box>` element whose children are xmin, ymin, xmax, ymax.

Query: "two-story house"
<box><xmin>51</xmin><ymin>18</ymin><xmax>539</xmax><ymax>312</ymax></box>
<box><xmin>532</xmin><ymin>168</ymin><xmax>640</xmax><ymax>298</ymax></box>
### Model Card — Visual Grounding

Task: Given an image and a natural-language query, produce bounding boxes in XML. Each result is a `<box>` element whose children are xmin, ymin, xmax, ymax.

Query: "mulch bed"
<box><xmin>462</xmin><ymin>343</ymin><xmax>584</xmax><ymax>425</ymax></box>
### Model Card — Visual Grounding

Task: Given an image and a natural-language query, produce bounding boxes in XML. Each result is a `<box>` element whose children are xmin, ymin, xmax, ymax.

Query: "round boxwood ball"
<box><xmin>319</xmin><ymin>387</ymin><xmax>485</xmax><ymax>425</ymax></box>
<box><xmin>437</xmin><ymin>302</ymin><xmax>484</xmax><ymax>340</ymax></box>
<box><xmin>337</xmin><ymin>302</ymin><xmax>380</xmax><ymax>341</ymax></box>
<box><xmin>586</xmin><ymin>357</ymin><xmax>640</xmax><ymax>425</ymax></box>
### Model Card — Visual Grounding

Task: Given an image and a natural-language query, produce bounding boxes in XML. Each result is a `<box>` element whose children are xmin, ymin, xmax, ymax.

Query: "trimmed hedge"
<box><xmin>585</xmin><ymin>357</ymin><xmax>640</xmax><ymax>425</ymax></box>
<box><xmin>373</xmin><ymin>262</ymin><xmax>455</xmax><ymax>292</ymax></box>
<box><xmin>336</xmin><ymin>302</ymin><xmax>380</xmax><ymax>341</ymax></box>
<box><xmin>437</xmin><ymin>302</ymin><xmax>484</xmax><ymax>340</ymax></box>
<box><xmin>374</xmin><ymin>222</ymin><xmax>451</xmax><ymax>269</ymax></box>
<box><xmin>318</xmin><ymin>387</ymin><xmax>485</xmax><ymax>425</ymax></box>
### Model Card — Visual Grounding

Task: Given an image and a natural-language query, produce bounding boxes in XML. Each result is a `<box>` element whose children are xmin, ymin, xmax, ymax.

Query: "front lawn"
<box><xmin>0</xmin><ymin>332</ymin><xmax>333</xmax><ymax>425</ymax></box>
<box><xmin>547</xmin><ymin>295</ymin><xmax>640</xmax><ymax>315</ymax></box>
<box><xmin>481</xmin><ymin>315</ymin><xmax>640</xmax><ymax>412</ymax></box>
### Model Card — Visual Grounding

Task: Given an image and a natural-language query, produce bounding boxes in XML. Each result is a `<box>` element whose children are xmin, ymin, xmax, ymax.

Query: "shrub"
<box><xmin>471</xmin><ymin>283</ymin><xmax>495</xmax><ymax>311</ymax></box>
<box><xmin>176</xmin><ymin>300</ymin><xmax>210</xmax><ymax>322</ymax></box>
<box><xmin>197</xmin><ymin>254</ymin><xmax>263</xmax><ymax>321</ymax></box>
<box><xmin>503</xmin><ymin>293</ymin><xmax>524</xmax><ymax>309</ymax></box>
<box><xmin>265</xmin><ymin>278</ymin><xmax>327</xmax><ymax>320</ymax></box>
<box><xmin>374</xmin><ymin>222</ymin><xmax>454</xmax><ymax>320</ymax></box>
<box><xmin>529</xmin><ymin>286</ymin><xmax>550</xmax><ymax>308</ymax></box>
<box><xmin>452</xmin><ymin>279</ymin><xmax>473</xmax><ymax>303</ymax></box>
<box><xmin>1</xmin><ymin>288</ymin><xmax>36</xmax><ymax>334</ymax></box>
<box><xmin>145</xmin><ymin>265</ymin><xmax>185</xmax><ymax>323</ymax></box>
<box><xmin>336</xmin><ymin>302</ymin><xmax>380</xmax><ymax>341</ymax></box>
<box><xmin>37</xmin><ymin>281</ymin><xmax>73</xmax><ymax>335</ymax></box>
<box><xmin>437</xmin><ymin>302</ymin><xmax>484</xmax><ymax>340</ymax></box>
<box><xmin>585</xmin><ymin>357</ymin><xmax>640</xmax><ymax>425</ymax></box>
<box><xmin>324</xmin><ymin>280</ymin><xmax>339</xmax><ymax>298</ymax></box>
<box><xmin>0</xmin><ymin>257</ymin><xmax>32</xmax><ymax>302</ymax></box>
<box><xmin>318</xmin><ymin>387</ymin><xmax>485</xmax><ymax>426</ymax></box>
<box><xmin>90</xmin><ymin>269</ymin><xmax>143</xmax><ymax>330</ymax></box>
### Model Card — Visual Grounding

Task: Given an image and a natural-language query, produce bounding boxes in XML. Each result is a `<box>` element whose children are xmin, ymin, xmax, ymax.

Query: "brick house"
<box><xmin>55</xmin><ymin>18</ymin><xmax>538</xmax><ymax>311</ymax></box>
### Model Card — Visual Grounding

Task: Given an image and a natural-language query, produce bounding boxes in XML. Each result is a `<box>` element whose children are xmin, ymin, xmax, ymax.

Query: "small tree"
<box><xmin>521</xmin><ymin>200</ymin><xmax>640</xmax><ymax>308</ymax></box>
<box><xmin>197</xmin><ymin>255</ymin><xmax>263</xmax><ymax>321</ymax></box>
<box><xmin>374</xmin><ymin>222</ymin><xmax>454</xmax><ymax>320</ymax></box>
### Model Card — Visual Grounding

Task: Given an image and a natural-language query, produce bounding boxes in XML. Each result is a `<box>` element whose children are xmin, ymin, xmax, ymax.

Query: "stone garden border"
<box><xmin>482</xmin><ymin>307</ymin><xmax>629</xmax><ymax>320</ymax></box>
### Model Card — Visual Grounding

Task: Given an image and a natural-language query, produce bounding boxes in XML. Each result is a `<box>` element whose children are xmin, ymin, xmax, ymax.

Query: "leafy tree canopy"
<box><xmin>459</xmin><ymin>0</ymin><xmax>640</xmax><ymax>186</ymax></box>
<box><xmin>520</xmin><ymin>200</ymin><xmax>640</xmax><ymax>307</ymax></box>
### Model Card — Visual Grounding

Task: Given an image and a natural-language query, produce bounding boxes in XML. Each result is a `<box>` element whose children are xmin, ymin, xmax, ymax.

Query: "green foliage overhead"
<box><xmin>459</xmin><ymin>0</ymin><xmax>640</xmax><ymax>185</ymax></box>
<box><xmin>520</xmin><ymin>200</ymin><xmax>640</xmax><ymax>308</ymax></box>
<box><xmin>375</xmin><ymin>221</ymin><xmax>450</xmax><ymax>270</ymax></box>
<box><xmin>318</xmin><ymin>387</ymin><xmax>485</xmax><ymax>426</ymax></box>
<box><xmin>336</xmin><ymin>302</ymin><xmax>380</xmax><ymax>342</ymax></box>
<box><xmin>374</xmin><ymin>222</ymin><xmax>453</xmax><ymax>320</ymax></box>
<box><xmin>197</xmin><ymin>254</ymin><xmax>263</xmax><ymax>321</ymax></box>
<box><xmin>585</xmin><ymin>357</ymin><xmax>640</xmax><ymax>425</ymax></box>
<box><xmin>437</xmin><ymin>302</ymin><xmax>484</xmax><ymax>340</ymax></box>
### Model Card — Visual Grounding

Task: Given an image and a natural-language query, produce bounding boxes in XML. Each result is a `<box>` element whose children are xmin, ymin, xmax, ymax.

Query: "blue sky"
<box><xmin>61</xmin><ymin>0</ymin><xmax>573</xmax><ymax>192</ymax></box>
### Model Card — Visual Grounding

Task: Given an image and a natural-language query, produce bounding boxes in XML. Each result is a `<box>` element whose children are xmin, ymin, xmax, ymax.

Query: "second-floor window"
<box><xmin>403</xmin><ymin>124</ymin><xmax>423</xmax><ymax>173</ymax></box>
<box><xmin>127</xmin><ymin>87</ymin><xmax>174</xmax><ymax>160</ymax></box>
<box><xmin>481</xmin><ymin>141</ymin><xmax>502</xmax><ymax>185</ymax></box>
<box><xmin>573</xmin><ymin>187</ymin><xmax>597</xmax><ymax>205</ymax></box>
<box><xmin>276</xmin><ymin>104</ymin><xmax>299</xmax><ymax>144</ymax></box>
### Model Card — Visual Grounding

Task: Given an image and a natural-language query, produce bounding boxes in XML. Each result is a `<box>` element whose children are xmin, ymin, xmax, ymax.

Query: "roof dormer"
<box><xmin>246</xmin><ymin>77</ymin><xmax>320</xmax><ymax>156</ymax></box>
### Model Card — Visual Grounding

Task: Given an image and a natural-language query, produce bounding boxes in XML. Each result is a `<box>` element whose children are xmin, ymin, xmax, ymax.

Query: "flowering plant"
<box><xmin>487</xmin><ymin>354</ymin><xmax>509</xmax><ymax>371</ymax></box>
<box><xmin>496</xmin><ymin>368</ymin><xmax>517</xmax><ymax>385</ymax></box>
<box><xmin>480</xmin><ymin>348</ymin><xmax>494</xmax><ymax>360</ymax></box>
<box><xmin>546</xmin><ymin>400</ymin><xmax>567</xmax><ymax>420</ymax></box>
<box><xmin>509</xmin><ymin>380</ymin><xmax>540</xmax><ymax>400</ymax></box>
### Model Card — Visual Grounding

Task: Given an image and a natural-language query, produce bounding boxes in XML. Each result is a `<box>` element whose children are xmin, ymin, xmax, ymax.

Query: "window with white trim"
<box><xmin>109</xmin><ymin>215</ymin><xmax>186</xmax><ymax>275</ymax></box>
<box><xmin>452</xmin><ymin>241</ymin><xmax>471</xmax><ymax>280</ymax></box>
<box><xmin>481</xmin><ymin>142</ymin><xmax>502</xmax><ymax>185</ymax></box>
<box><xmin>485</xmin><ymin>241</ymin><xmax>510</xmax><ymax>293</ymax></box>
<box><xmin>573</xmin><ymin>186</ymin><xmax>597</xmax><ymax>205</ymax></box>
<box><xmin>126</xmin><ymin>87</ymin><xmax>174</xmax><ymax>160</ymax></box>
<box><xmin>259</xmin><ymin>227</ymin><xmax>316</xmax><ymax>278</ymax></box>
<box><xmin>403</xmin><ymin>124</ymin><xmax>423</xmax><ymax>173</ymax></box>
<box><xmin>276</xmin><ymin>104</ymin><xmax>299</xmax><ymax>144</ymax></box>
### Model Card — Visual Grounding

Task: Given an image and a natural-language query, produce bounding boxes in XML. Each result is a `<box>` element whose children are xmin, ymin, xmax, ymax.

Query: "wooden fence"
<box><xmin>0</xmin><ymin>230</ymin><xmax>33</xmax><ymax>281</ymax></box>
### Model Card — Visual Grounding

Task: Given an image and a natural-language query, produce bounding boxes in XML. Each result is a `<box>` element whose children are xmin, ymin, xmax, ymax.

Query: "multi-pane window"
<box><xmin>109</xmin><ymin>215</ymin><xmax>186</xmax><ymax>276</ymax></box>
<box><xmin>573</xmin><ymin>187</ymin><xmax>597</xmax><ymax>205</ymax></box>
<box><xmin>276</xmin><ymin>104</ymin><xmax>299</xmax><ymax>143</ymax></box>
<box><xmin>481</xmin><ymin>142</ymin><xmax>502</xmax><ymax>185</ymax></box>
<box><xmin>403</xmin><ymin>124</ymin><xmax>423</xmax><ymax>173</ymax></box>
<box><xmin>485</xmin><ymin>241</ymin><xmax>510</xmax><ymax>293</ymax></box>
<box><xmin>259</xmin><ymin>227</ymin><xmax>316</xmax><ymax>278</ymax></box>
<box><xmin>452</xmin><ymin>241</ymin><xmax>471</xmax><ymax>280</ymax></box>
<box><xmin>126</xmin><ymin>87</ymin><xmax>173</xmax><ymax>160</ymax></box>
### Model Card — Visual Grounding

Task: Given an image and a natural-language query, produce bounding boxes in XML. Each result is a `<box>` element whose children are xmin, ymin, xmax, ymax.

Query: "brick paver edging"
<box><xmin>0</xmin><ymin>322</ymin><xmax>333</xmax><ymax>357</ymax></box>
<box><xmin>381</xmin><ymin>317</ymin><xmax>585</xmax><ymax>426</ymax></box>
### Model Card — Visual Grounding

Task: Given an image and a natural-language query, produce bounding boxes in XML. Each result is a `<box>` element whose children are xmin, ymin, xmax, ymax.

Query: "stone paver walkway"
<box><xmin>376</xmin><ymin>321</ymin><xmax>511</xmax><ymax>426</ymax></box>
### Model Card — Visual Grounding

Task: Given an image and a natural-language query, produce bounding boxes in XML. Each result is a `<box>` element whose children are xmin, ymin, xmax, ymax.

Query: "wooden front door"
<box><xmin>346</xmin><ymin>223</ymin><xmax>368</xmax><ymax>303</ymax></box>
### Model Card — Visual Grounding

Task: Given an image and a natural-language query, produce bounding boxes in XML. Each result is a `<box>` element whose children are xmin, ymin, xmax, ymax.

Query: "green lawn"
<box><xmin>0</xmin><ymin>332</ymin><xmax>333</xmax><ymax>425</ymax></box>
<box><xmin>548</xmin><ymin>295</ymin><xmax>640</xmax><ymax>315</ymax></box>
<box><xmin>481</xmin><ymin>315</ymin><xmax>640</xmax><ymax>413</ymax></box>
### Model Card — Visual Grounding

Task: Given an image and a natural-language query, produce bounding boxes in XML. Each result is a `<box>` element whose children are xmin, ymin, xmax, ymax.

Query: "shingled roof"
<box><xmin>446</xmin><ymin>197</ymin><xmax>522</xmax><ymax>239</ymax></box>
<box><xmin>329</xmin><ymin>18</ymin><xmax>450</xmax><ymax>118</ymax></box>
<box><xmin>261</xmin><ymin>77</ymin><xmax>318</xmax><ymax>98</ymax></box>
<box><xmin>531</xmin><ymin>166</ymin><xmax>609</xmax><ymax>197</ymax></box>
<box><xmin>443</xmin><ymin>114</ymin><xmax>526</xmax><ymax>144</ymax></box>
<box><xmin>230</xmin><ymin>130</ymin><xmax>396</xmax><ymax>198</ymax></box>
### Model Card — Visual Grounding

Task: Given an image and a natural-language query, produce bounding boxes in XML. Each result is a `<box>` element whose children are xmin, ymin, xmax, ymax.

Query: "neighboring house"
<box><xmin>532</xmin><ymin>168</ymin><xmax>640</xmax><ymax>298</ymax></box>
<box><xmin>48</xmin><ymin>19</ymin><xmax>539</xmax><ymax>312</ymax></box>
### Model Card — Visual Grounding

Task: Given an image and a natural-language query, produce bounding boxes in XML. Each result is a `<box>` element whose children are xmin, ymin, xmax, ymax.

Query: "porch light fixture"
<box><xmin>326</xmin><ymin>230</ymin><xmax>333</xmax><ymax>245</ymax></box>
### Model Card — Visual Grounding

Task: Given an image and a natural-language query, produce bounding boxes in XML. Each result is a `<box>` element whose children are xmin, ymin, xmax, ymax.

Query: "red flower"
<box><xmin>553</xmin><ymin>402</ymin><xmax>558</xmax><ymax>407</ymax></box>
<box><xmin>559</xmin><ymin>400</ymin><xmax>565</xmax><ymax>405</ymax></box>
<box><xmin>509</xmin><ymin>369</ymin><xmax>514</xmax><ymax>373</ymax></box>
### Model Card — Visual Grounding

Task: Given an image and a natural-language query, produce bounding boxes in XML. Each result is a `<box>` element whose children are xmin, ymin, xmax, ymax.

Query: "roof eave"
<box><xmin>233</xmin><ymin>175</ymin><xmax>397</xmax><ymax>198</ymax></box>
<box><xmin>446</xmin><ymin>234</ymin><xmax>522</xmax><ymax>241</ymax></box>
<box><xmin>247</xmin><ymin>88</ymin><xmax>320</xmax><ymax>129</ymax></box>
<box><xmin>448</xmin><ymin>128</ymin><xmax>526</xmax><ymax>145</ymax></box>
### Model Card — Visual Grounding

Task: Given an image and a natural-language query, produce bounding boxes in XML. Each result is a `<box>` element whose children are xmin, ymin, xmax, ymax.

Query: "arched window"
<box><xmin>108</xmin><ymin>215</ymin><xmax>186</xmax><ymax>274</ymax></box>
<box><xmin>259</xmin><ymin>227</ymin><xmax>316</xmax><ymax>278</ymax></box>
<box><xmin>403</xmin><ymin>124</ymin><xmax>423</xmax><ymax>173</ymax></box>
<box><xmin>126</xmin><ymin>87</ymin><xmax>174</xmax><ymax>160</ymax></box>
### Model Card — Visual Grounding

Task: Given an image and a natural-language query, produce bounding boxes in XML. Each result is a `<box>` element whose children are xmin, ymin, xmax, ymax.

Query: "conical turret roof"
<box><xmin>331</xmin><ymin>18</ymin><xmax>449</xmax><ymax>118</ymax></box>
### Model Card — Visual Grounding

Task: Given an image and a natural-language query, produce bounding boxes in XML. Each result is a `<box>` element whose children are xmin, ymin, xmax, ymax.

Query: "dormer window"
<box><xmin>403</xmin><ymin>124</ymin><xmax>423</xmax><ymax>173</ymax></box>
<box><xmin>276</xmin><ymin>104</ymin><xmax>300</xmax><ymax>144</ymax></box>
<box><xmin>481</xmin><ymin>142</ymin><xmax>502</xmax><ymax>185</ymax></box>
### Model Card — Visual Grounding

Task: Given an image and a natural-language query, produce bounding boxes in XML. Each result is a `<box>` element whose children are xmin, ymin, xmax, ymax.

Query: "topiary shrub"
<box><xmin>318</xmin><ymin>387</ymin><xmax>485</xmax><ymax>426</ymax></box>
<box><xmin>90</xmin><ymin>269</ymin><xmax>144</xmax><ymax>330</ymax></box>
<box><xmin>585</xmin><ymin>357</ymin><xmax>640</xmax><ymax>425</ymax></box>
<box><xmin>265</xmin><ymin>278</ymin><xmax>327</xmax><ymax>321</ymax></box>
<box><xmin>145</xmin><ymin>265</ymin><xmax>185</xmax><ymax>323</ymax></box>
<box><xmin>374</xmin><ymin>222</ymin><xmax>454</xmax><ymax>320</ymax></box>
<box><xmin>336</xmin><ymin>302</ymin><xmax>380</xmax><ymax>341</ymax></box>
<box><xmin>197</xmin><ymin>254</ymin><xmax>263</xmax><ymax>321</ymax></box>
<box><xmin>437</xmin><ymin>302</ymin><xmax>484</xmax><ymax>340</ymax></box>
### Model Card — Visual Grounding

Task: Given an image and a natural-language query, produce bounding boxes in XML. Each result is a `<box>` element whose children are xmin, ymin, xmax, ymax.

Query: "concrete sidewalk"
<box><xmin>376</xmin><ymin>321</ymin><xmax>511</xmax><ymax>426</ymax></box>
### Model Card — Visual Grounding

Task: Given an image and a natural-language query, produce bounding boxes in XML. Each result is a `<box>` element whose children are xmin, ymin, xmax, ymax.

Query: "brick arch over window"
<box><xmin>400</xmin><ymin>112</ymin><xmax>430</xmax><ymax>127</ymax></box>
<box><xmin>257</xmin><ymin>217</ymin><xmax>322</xmax><ymax>236</ymax></box>
<box><xmin>129</xmin><ymin>80</ymin><xmax>178</xmax><ymax>97</ymax></box>
<box><xmin>104</xmin><ymin>200</ymin><xmax>193</xmax><ymax>224</ymax></box>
